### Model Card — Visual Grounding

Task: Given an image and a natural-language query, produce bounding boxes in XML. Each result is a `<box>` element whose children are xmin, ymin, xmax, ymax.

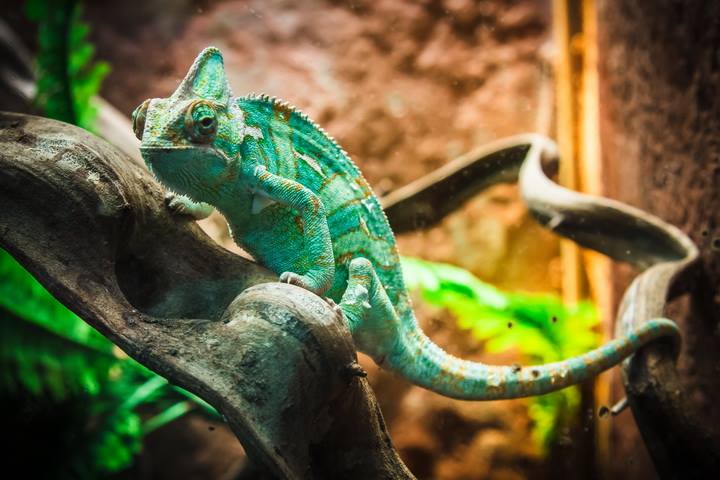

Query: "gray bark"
<box><xmin>0</xmin><ymin>112</ymin><xmax>414</xmax><ymax>480</ymax></box>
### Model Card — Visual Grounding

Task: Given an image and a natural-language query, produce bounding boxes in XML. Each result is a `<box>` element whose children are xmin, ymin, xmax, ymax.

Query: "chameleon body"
<box><xmin>134</xmin><ymin>47</ymin><xmax>679</xmax><ymax>400</ymax></box>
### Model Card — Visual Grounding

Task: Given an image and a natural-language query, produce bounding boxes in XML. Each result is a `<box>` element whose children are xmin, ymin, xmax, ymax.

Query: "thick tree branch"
<box><xmin>0</xmin><ymin>112</ymin><xmax>413</xmax><ymax>480</ymax></box>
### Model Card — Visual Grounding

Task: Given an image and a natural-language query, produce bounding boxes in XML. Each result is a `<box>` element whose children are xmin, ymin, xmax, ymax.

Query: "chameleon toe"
<box><xmin>279</xmin><ymin>271</ymin><xmax>321</xmax><ymax>295</ymax></box>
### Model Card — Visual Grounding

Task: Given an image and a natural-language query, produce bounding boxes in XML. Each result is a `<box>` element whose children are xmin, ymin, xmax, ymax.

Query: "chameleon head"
<box><xmin>133</xmin><ymin>47</ymin><xmax>242</xmax><ymax>203</ymax></box>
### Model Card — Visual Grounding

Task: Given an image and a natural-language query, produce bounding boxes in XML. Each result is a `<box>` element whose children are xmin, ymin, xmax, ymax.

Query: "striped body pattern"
<box><xmin>234</xmin><ymin>96</ymin><xmax>407</xmax><ymax>309</ymax></box>
<box><xmin>134</xmin><ymin>47</ymin><xmax>680</xmax><ymax>401</ymax></box>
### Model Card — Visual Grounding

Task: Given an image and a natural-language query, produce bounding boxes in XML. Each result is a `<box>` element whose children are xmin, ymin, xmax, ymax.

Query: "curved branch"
<box><xmin>519</xmin><ymin>137</ymin><xmax>719</xmax><ymax>476</ymax></box>
<box><xmin>381</xmin><ymin>134</ymin><xmax>551</xmax><ymax>233</ymax></box>
<box><xmin>0</xmin><ymin>112</ymin><xmax>413</xmax><ymax>480</ymax></box>
<box><xmin>4</xmin><ymin>107</ymin><xmax>713</xmax><ymax>477</ymax></box>
<box><xmin>384</xmin><ymin>132</ymin><xmax>717</xmax><ymax>474</ymax></box>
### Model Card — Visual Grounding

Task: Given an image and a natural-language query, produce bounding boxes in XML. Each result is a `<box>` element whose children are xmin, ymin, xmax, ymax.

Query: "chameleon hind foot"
<box><xmin>165</xmin><ymin>192</ymin><xmax>214</xmax><ymax>220</ymax></box>
<box><xmin>340</xmin><ymin>257</ymin><xmax>400</xmax><ymax>353</ymax></box>
<box><xmin>324</xmin><ymin>296</ymin><xmax>343</xmax><ymax>316</ymax></box>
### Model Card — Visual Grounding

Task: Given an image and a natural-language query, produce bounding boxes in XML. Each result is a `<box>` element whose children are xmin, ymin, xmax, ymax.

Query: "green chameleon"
<box><xmin>133</xmin><ymin>47</ymin><xmax>678</xmax><ymax>400</ymax></box>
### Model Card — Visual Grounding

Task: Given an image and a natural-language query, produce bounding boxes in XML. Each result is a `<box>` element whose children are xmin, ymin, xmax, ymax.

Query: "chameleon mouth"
<box><xmin>140</xmin><ymin>145</ymin><xmax>231</xmax><ymax>173</ymax></box>
<box><xmin>140</xmin><ymin>145</ymin><xmax>193</xmax><ymax>163</ymax></box>
<box><xmin>139</xmin><ymin>144</ymin><xmax>196</xmax><ymax>159</ymax></box>
<box><xmin>140</xmin><ymin>147</ymin><xmax>197</xmax><ymax>189</ymax></box>
<box><xmin>139</xmin><ymin>145</ymin><xmax>230</xmax><ymax>201</ymax></box>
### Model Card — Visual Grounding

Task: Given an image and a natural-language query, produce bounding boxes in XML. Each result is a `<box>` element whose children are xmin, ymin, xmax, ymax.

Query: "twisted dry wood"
<box><xmin>0</xmin><ymin>112</ymin><xmax>414</xmax><ymax>480</ymax></box>
<box><xmin>385</xmin><ymin>133</ymin><xmax>716</xmax><ymax>476</ymax></box>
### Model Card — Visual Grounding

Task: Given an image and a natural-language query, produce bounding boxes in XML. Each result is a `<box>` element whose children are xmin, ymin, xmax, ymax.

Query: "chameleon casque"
<box><xmin>133</xmin><ymin>47</ymin><xmax>679</xmax><ymax>400</ymax></box>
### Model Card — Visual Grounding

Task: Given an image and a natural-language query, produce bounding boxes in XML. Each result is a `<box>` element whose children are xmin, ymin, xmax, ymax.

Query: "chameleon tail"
<box><xmin>379</xmin><ymin>317</ymin><xmax>678</xmax><ymax>400</ymax></box>
<box><xmin>341</xmin><ymin>257</ymin><xmax>680</xmax><ymax>401</ymax></box>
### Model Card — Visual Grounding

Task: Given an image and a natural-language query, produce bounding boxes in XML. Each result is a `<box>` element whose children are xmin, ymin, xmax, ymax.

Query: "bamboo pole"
<box><xmin>577</xmin><ymin>1</ymin><xmax>615</xmax><ymax>476</ymax></box>
<box><xmin>552</xmin><ymin>0</ymin><xmax>584</xmax><ymax>306</ymax></box>
<box><xmin>552</xmin><ymin>0</ymin><xmax>612</xmax><ymax>476</ymax></box>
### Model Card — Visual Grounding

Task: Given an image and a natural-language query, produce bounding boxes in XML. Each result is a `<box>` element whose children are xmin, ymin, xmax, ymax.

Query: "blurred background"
<box><xmin>0</xmin><ymin>0</ymin><xmax>692</xmax><ymax>478</ymax></box>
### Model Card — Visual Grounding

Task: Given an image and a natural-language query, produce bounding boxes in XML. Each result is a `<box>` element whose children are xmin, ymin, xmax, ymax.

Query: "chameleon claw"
<box><xmin>165</xmin><ymin>192</ymin><xmax>186</xmax><ymax>214</ymax></box>
<box><xmin>279</xmin><ymin>271</ymin><xmax>321</xmax><ymax>295</ymax></box>
<box><xmin>344</xmin><ymin>285</ymin><xmax>370</xmax><ymax>309</ymax></box>
<box><xmin>325</xmin><ymin>297</ymin><xmax>343</xmax><ymax>314</ymax></box>
<box><xmin>164</xmin><ymin>192</ymin><xmax>213</xmax><ymax>219</ymax></box>
<box><xmin>279</xmin><ymin>271</ymin><xmax>301</xmax><ymax>285</ymax></box>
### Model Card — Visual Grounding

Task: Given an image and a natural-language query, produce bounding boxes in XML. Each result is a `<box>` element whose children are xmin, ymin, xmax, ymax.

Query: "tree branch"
<box><xmin>0</xmin><ymin>112</ymin><xmax>413</xmax><ymax>480</ymax></box>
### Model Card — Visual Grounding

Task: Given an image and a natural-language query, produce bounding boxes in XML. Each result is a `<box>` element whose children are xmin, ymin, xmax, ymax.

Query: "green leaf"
<box><xmin>27</xmin><ymin>0</ymin><xmax>110</xmax><ymax>131</ymax></box>
<box><xmin>171</xmin><ymin>386</ymin><xmax>222</xmax><ymax>420</ymax></box>
<box><xmin>143</xmin><ymin>401</ymin><xmax>195</xmax><ymax>434</ymax></box>
<box><xmin>0</xmin><ymin>249</ymin><xmax>111</xmax><ymax>352</ymax></box>
<box><xmin>120</xmin><ymin>375</ymin><xmax>170</xmax><ymax>411</ymax></box>
<box><xmin>89</xmin><ymin>405</ymin><xmax>142</xmax><ymax>474</ymax></box>
<box><xmin>401</xmin><ymin>256</ymin><xmax>600</xmax><ymax>452</ymax></box>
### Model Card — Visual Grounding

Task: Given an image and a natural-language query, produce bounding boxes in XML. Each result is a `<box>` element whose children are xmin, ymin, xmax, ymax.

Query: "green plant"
<box><xmin>0</xmin><ymin>248</ymin><xmax>220</xmax><ymax>477</ymax></box>
<box><xmin>25</xmin><ymin>0</ymin><xmax>110</xmax><ymax>130</ymax></box>
<box><xmin>3</xmin><ymin>4</ymin><xmax>222</xmax><ymax>476</ymax></box>
<box><xmin>401</xmin><ymin>256</ymin><xmax>600</xmax><ymax>451</ymax></box>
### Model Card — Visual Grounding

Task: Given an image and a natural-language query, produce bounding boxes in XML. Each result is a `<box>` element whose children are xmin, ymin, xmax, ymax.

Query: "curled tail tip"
<box><xmin>634</xmin><ymin>317</ymin><xmax>682</xmax><ymax>358</ymax></box>
<box><xmin>622</xmin><ymin>317</ymin><xmax>680</xmax><ymax>345</ymax></box>
<box><xmin>646</xmin><ymin>317</ymin><xmax>679</xmax><ymax>332</ymax></box>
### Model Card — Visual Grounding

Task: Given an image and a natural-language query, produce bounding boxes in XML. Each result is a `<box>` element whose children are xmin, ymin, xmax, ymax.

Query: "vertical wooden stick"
<box><xmin>553</xmin><ymin>0</ymin><xmax>612</xmax><ymax>475</ymax></box>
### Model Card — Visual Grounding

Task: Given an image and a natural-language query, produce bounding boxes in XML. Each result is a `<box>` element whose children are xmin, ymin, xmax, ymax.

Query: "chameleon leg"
<box><xmin>251</xmin><ymin>165</ymin><xmax>335</xmax><ymax>295</ymax></box>
<box><xmin>165</xmin><ymin>192</ymin><xmax>214</xmax><ymax>220</ymax></box>
<box><xmin>340</xmin><ymin>257</ymin><xmax>402</xmax><ymax>361</ymax></box>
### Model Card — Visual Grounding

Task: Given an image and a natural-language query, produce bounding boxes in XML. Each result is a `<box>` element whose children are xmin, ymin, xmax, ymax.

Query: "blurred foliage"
<box><xmin>0</xmin><ymin>248</ymin><xmax>221</xmax><ymax>477</ymax></box>
<box><xmin>1</xmin><ymin>3</ymin><xmax>221</xmax><ymax>477</ymax></box>
<box><xmin>25</xmin><ymin>0</ymin><xmax>109</xmax><ymax>130</ymax></box>
<box><xmin>401</xmin><ymin>256</ymin><xmax>600</xmax><ymax>452</ymax></box>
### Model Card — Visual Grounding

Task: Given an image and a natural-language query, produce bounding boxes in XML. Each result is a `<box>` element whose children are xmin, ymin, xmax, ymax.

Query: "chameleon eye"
<box><xmin>185</xmin><ymin>100</ymin><xmax>218</xmax><ymax>144</ymax></box>
<box><xmin>131</xmin><ymin>99</ymin><xmax>150</xmax><ymax>141</ymax></box>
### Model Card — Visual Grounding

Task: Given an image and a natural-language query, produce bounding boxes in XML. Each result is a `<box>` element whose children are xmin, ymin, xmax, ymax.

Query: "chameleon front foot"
<box><xmin>165</xmin><ymin>192</ymin><xmax>214</xmax><ymax>220</ymax></box>
<box><xmin>279</xmin><ymin>271</ymin><xmax>326</xmax><ymax>296</ymax></box>
<box><xmin>279</xmin><ymin>270</ymin><xmax>341</xmax><ymax>316</ymax></box>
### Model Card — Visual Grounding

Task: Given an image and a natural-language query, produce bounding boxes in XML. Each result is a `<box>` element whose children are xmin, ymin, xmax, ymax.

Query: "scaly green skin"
<box><xmin>134</xmin><ymin>47</ymin><xmax>679</xmax><ymax>400</ymax></box>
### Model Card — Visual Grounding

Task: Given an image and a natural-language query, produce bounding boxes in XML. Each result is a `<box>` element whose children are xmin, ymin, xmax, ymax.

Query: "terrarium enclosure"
<box><xmin>0</xmin><ymin>1</ymin><xmax>718</xmax><ymax>479</ymax></box>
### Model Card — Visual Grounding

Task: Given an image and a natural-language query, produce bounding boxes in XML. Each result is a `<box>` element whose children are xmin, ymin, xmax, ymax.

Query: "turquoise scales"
<box><xmin>236</xmin><ymin>95</ymin><xmax>405</xmax><ymax>305</ymax></box>
<box><xmin>134</xmin><ymin>47</ymin><xmax>680</xmax><ymax>400</ymax></box>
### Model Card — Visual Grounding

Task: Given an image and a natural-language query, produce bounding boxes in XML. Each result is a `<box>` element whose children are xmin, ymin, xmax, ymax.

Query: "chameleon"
<box><xmin>133</xmin><ymin>47</ymin><xmax>680</xmax><ymax>400</ymax></box>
